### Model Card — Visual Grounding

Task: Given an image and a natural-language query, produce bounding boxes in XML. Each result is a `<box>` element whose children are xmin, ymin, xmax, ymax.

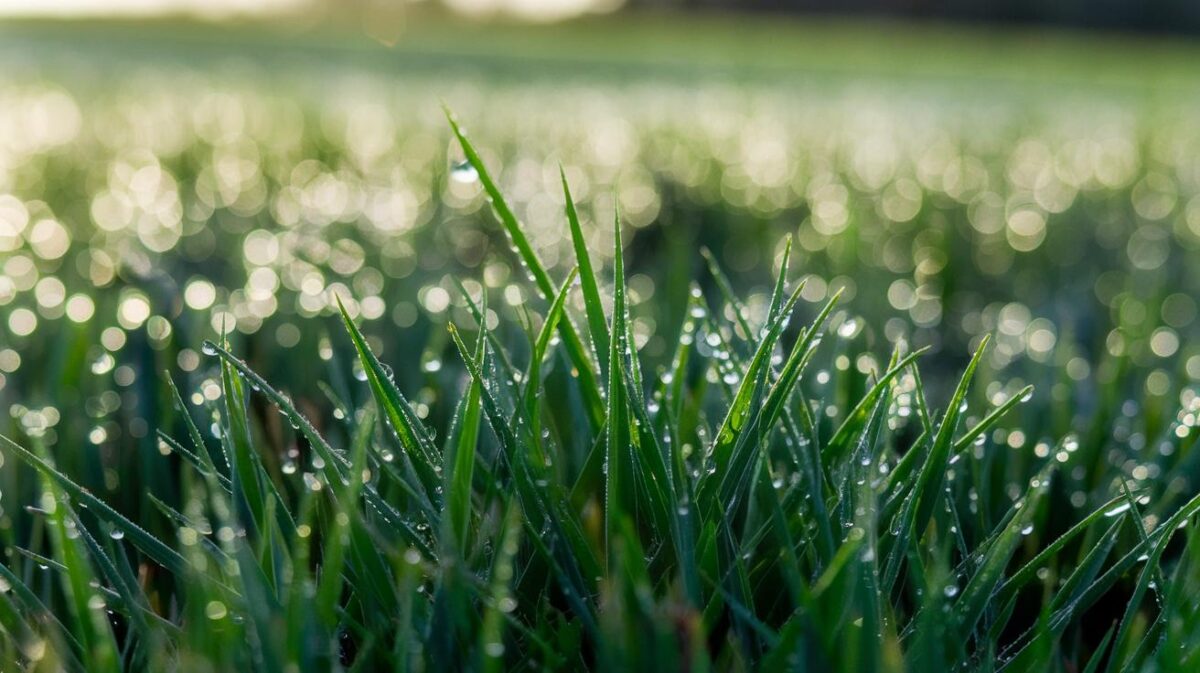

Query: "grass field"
<box><xmin>0</xmin><ymin>13</ymin><xmax>1198</xmax><ymax>671</ymax></box>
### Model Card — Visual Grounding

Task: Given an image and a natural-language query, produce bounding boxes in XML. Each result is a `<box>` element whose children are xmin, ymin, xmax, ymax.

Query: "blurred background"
<box><xmin>0</xmin><ymin>0</ymin><xmax>1197</xmax><ymax>511</ymax></box>
<box><xmin>4</xmin><ymin>0</ymin><xmax>1200</xmax><ymax>28</ymax></box>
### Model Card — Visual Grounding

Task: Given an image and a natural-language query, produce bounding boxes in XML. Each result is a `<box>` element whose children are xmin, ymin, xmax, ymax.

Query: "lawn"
<box><xmin>0</xmin><ymin>12</ymin><xmax>1198</xmax><ymax>671</ymax></box>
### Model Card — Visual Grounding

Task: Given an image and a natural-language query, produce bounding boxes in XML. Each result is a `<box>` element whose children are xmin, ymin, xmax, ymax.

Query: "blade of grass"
<box><xmin>562</xmin><ymin>169</ymin><xmax>610</xmax><ymax>377</ymax></box>
<box><xmin>446</xmin><ymin>110</ymin><xmax>603</xmax><ymax>431</ymax></box>
<box><xmin>0</xmin><ymin>434</ymin><xmax>188</xmax><ymax>577</ymax></box>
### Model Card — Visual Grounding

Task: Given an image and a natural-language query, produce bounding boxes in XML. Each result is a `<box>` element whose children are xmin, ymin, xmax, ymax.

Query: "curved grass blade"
<box><xmin>165</xmin><ymin>374</ymin><xmax>227</xmax><ymax>477</ymax></box>
<box><xmin>0</xmin><ymin>434</ymin><xmax>188</xmax><ymax>577</ymax></box>
<box><xmin>221</xmin><ymin>352</ymin><xmax>268</xmax><ymax>536</ymax></box>
<box><xmin>33</xmin><ymin>453</ymin><xmax>121</xmax><ymax>673</ymax></box>
<box><xmin>0</xmin><ymin>586</ymin><xmax>41</xmax><ymax>666</ymax></box>
<box><xmin>522</xmin><ymin>268</ymin><xmax>579</xmax><ymax>444</ymax></box>
<box><xmin>336</xmin><ymin>296</ymin><xmax>441</xmax><ymax>503</ymax></box>
<box><xmin>759</xmin><ymin>289</ymin><xmax>842</xmax><ymax>431</ymax></box>
<box><xmin>446</xmin><ymin>109</ymin><xmax>603</xmax><ymax>430</ymax></box>
<box><xmin>0</xmin><ymin>562</ymin><xmax>86</xmax><ymax>669</ymax></box>
<box><xmin>156</xmin><ymin>432</ymin><xmax>232</xmax><ymax>492</ymax></box>
<box><xmin>950</xmin><ymin>385</ymin><xmax>1035</xmax><ymax>462</ymax></box>
<box><xmin>201</xmin><ymin>342</ymin><xmax>435</xmax><ymax>559</ymax></box>
<box><xmin>71</xmin><ymin>511</ymin><xmax>173</xmax><ymax>664</ymax></box>
<box><xmin>825</xmin><ymin>347</ymin><xmax>930</xmax><ymax>464</ymax></box>
<box><xmin>953</xmin><ymin>461</ymin><xmax>1055</xmax><ymax>637</ymax></box>
<box><xmin>996</xmin><ymin>494</ymin><xmax>1128</xmax><ymax>603</ymax></box>
<box><xmin>447</xmin><ymin>323</ymin><xmax>602</xmax><ymax>637</ymax></box>
<box><xmin>883</xmin><ymin>335</ymin><xmax>990</xmax><ymax>591</ymax></box>
<box><xmin>1000</xmin><ymin>485</ymin><xmax>1200</xmax><ymax>669</ymax></box>
<box><xmin>700</xmin><ymin>278</ymin><xmax>807</xmax><ymax>506</ymax></box>
<box><xmin>710</xmin><ymin>290</ymin><xmax>840</xmax><ymax>516</ymax></box>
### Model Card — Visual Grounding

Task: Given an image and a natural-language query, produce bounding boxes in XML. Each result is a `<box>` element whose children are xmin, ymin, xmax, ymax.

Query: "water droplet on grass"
<box><xmin>205</xmin><ymin>601</ymin><xmax>227</xmax><ymax>620</ymax></box>
<box><xmin>450</xmin><ymin>160</ymin><xmax>478</xmax><ymax>183</ymax></box>
<box><xmin>1105</xmin><ymin>503</ymin><xmax>1132</xmax><ymax>517</ymax></box>
<box><xmin>484</xmin><ymin>642</ymin><xmax>505</xmax><ymax>657</ymax></box>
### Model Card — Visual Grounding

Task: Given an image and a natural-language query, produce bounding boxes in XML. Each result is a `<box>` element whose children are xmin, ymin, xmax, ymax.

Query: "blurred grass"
<box><xmin>4</xmin><ymin>9</ymin><xmax>1200</xmax><ymax>93</ymax></box>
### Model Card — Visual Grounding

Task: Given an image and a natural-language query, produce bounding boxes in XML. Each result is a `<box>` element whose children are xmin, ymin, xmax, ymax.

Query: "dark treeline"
<box><xmin>627</xmin><ymin>0</ymin><xmax>1200</xmax><ymax>34</ymax></box>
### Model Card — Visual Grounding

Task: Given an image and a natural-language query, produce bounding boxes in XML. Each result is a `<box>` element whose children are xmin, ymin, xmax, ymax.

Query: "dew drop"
<box><xmin>450</xmin><ymin>159</ymin><xmax>479</xmax><ymax>183</ymax></box>
<box><xmin>1104</xmin><ymin>503</ymin><xmax>1132</xmax><ymax>517</ymax></box>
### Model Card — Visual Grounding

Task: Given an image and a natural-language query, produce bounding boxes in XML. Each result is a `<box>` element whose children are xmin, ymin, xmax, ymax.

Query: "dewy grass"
<box><xmin>0</xmin><ymin>115</ymin><xmax>1198</xmax><ymax>672</ymax></box>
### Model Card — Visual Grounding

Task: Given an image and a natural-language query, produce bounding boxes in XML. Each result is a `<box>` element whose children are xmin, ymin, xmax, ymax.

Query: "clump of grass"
<box><xmin>1</xmin><ymin>115</ymin><xmax>1198</xmax><ymax>672</ymax></box>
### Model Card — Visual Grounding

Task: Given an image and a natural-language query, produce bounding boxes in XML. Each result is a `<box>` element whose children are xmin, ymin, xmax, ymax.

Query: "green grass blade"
<box><xmin>1</xmin><ymin>434</ymin><xmax>189</xmax><ymax>577</ymax></box>
<box><xmin>523</xmin><ymin>268</ymin><xmax>579</xmax><ymax>444</ymax></box>
<box><xmin>605</xmin><ymin>213</ymin><xmax>629</xmax><ymax>561</ymax></box>
<box><xmin>445</xmin><ymin>109</ymin><xmax>604</xmax><ymax>430</ymax></box>
<box><xmin>883</xmin><ymin>335</ymin><xmax>990</xmax><ymax>591</ymax></box>
<box><xmin>336</xmin><ymin>296</ymin><xmax>441</xmax><ymax>503</ymax></box>
<box><xmin>220</xmin><ymin>353</ymin><xmax>268</xmax><ymax>536</ymax></box>
<box><xmin>562</xmin><ymin>169</ymin><xmax>610</xmax><ymax>377</ymax></box>
<box><xmin>825</xmin><ymin>347</ymin><xmax>930</xmax><ymax>464</ymax></box>
<box><xmin>202</xmin><ymin>342</ymin><xmax>435</xmax><ymax>559</ymax></box>
<box><xmin>953</xmin><ymin>461</ymin><xmax>1055</xmax><ymax>637</ymax></box>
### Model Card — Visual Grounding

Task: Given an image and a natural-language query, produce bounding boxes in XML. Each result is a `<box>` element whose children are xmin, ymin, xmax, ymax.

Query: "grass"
<box><xmin>8</xmin><ymin>10</ymin><xmax>1200</xmax><ymax>92</ymax></box>
<box><xmin>3</xmin><ymin>16</ymin><xmax>1196</xmax><ymax>423</ymax></box>
<box><xmin>0</xmin><ymin>116</ymin><xmax>1198</xmax><ymax>671</ymax></box>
